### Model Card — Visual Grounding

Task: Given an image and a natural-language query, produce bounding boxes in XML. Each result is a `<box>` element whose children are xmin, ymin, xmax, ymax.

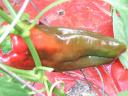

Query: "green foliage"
<box><xmin>47</xmin><ymin>80</ymin><xmax>65</xmax><ymax>96</ymax></box>
<box><xmin>118</xmin><ymin>90</ymin><xmax>128</xmax><ymax>96</ymax></box>
<box><xmin>1</xmin><ymin>36</ymin><xmax>12</xmax><ymax>53</ymax></box>
<box><xmin>107</xmin><ymin>0</ymin><xmax>128</xmax><ymax>68</ymax></box>
<box><xmin>0</xmin><ymin>71</ymin><xmax>31</xmax><ymax>96</ymax></box>
<box><xmin>0</xmin><ymin>18</ymin><xmax>4</xmax><ymax>26</ymax></box>
<box><xmin>21</xmin><ymin>13</ymin><xmax>30</xmax><ymax>21</ymax></box>
<box><xmin>3</xmin><ymin>0</ymin><xmax>17</xmax><ymax>17</ymax></box>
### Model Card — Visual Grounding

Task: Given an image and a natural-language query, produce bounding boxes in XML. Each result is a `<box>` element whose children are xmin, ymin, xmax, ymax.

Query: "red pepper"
<box><xmin>0</xmin><ymin>34</ymin><xmax>35</xmax><ymax>70</ymax></box>
<box><xmin>30</xmin><ymin>25</ymin><xmax>126</xmax><ymax>71</ymax></box>
<box><xmin>1</xmin><ymin>24</ymin><xmax>126</xmax><ymax>71</ymax></box>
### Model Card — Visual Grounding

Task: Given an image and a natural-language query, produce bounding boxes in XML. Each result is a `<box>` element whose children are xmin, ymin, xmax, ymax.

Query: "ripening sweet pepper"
<box><xmin>0</xmin><ymin>24</ymin><xmax>126</xmax><ymax>71</ymax></box>
<box><xmin>0</xmin><ymin>34</ymin><xmax>35</xmax><ymax>70</ymax></box>
<box><xmin>30</xmin><ymin>24</ymin><xmax>126</xmax><ymax>71</ymax></box>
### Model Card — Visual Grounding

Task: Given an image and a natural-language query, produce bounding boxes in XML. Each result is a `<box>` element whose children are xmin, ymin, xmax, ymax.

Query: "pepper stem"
<box><xmin>24</xmin><ymin>37</ymin><xmax>42</xmax><ymax>67</ymax></box>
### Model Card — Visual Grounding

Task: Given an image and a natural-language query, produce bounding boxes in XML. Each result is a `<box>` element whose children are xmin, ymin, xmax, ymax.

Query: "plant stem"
<box><xmin>0</xmin><ymin>7</ymin><xmax>52</xmax><ymax>74</ymax></box>
<box><xmin>0</xmin><ymin>63</ymin><xmax>44</xmax><ymax>96</ymax></box>
<box><xmin>0</xmin><ymin>1</ymin><xmax>66</xmax><ymax>95</ymax></box>
<box><xmin>25</xmin><ymin>0</ymin><xmax>67</xmax><ymax>32</ymax></box>
<box><xmin>0</xmin><ymin>0</ymin><xmax>30</xmax><ymax>44</ymax></box>
<box><xmin>49</xmin><ymin>81</ymin><xmax>63</xmax><ymax>96</ymax></box>
<box><xmin>24</xmin><ymin>37</ymin><xmax>53</xmax><ymax>78</ymax></box>
<box><xmin>24</xmin><ymin>37</ymin><xmax>42</xmax><ymax>67</ymax></box>
<box><xmin>44</xmin><ymin>80</ymin><xmax>51</xmax><ymax>96</ymax></box>
<box><xmin>4</xmin><ymin>65</ymin><xmax>39</xmax><ymax>81</ymax></box>
<box><xmin>0</xmin><ymin>9</ymin><xmax>43</xmax><ymax>70</ymax></box>
<box><xmin>3</xmin><ymin>0</ymin><xmax>17</xmax><ymax>17</ymax></box>
<box><xmin>46</xmin><ymin>80</ymin><xmax>65</xmax><ymax>96</ymax></box>
<box><xmin>0</xmin><ymin>9</ymin><xmax>22</xmax><ymax>32</ymax></box>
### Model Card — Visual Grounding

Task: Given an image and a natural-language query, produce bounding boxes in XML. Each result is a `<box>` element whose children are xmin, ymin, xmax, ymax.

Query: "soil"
<box><xmin>66</xmin><ymin>80</ymin><xmax>97</xmax><ymax>96</ymax></box>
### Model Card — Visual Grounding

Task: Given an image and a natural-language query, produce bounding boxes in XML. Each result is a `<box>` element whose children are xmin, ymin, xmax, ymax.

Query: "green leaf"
<box><xmin>112</xmin><ymin>9</ymin><xmax>125</xmax><ymax>43</ymax></box>
<box><xmin>111</xmin><ymin>1</ymin><xmax>128</xmax><ymax>69</ymax></box>
<box><xmin>21</xmin><ymin>13</ymin><xmax>30</xmax><ymax>21</ymax></box>
<box><xmin>104</xmin><ymin>0</ymin><xmax>128</xmax><ymax>10</ymax></box>
<box><xmin>119</xmin><ymin>51</ymin><xmax>128</xmax><ymax>69</ymax></box>
<box><xmin>118</xmin><ymin>90</ymin><xmax>128</xmax><ymax>96</ymax></box>
<box><xmin>0</xmin><ymin>36</ymin><xmax>12</xmax><ymax>53</ymax></box>
<box><xmin>0</xmin><ymin>17</ymin><xmax>4</xmax><ymax>26</ymax></box>
<box><xmin>0</xmin><ymin>71</ymin><xmax>31</xmax><ymax>96</ymax></box>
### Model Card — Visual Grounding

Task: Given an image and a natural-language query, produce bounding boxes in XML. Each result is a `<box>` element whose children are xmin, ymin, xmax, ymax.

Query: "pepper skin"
<box><xmin>0</xmin><ymin>25</ymin><xmax>126</xmax><ymax>71</ymax></box>
<box><xmin>30</xmin><ymin>25</ymin><xmax>126</xmax><ymax>71</ymax></box>
<box><xmin>0</xmin><ymin>34</ymin><xmax>35</xmax><ymax>70</ymax></box>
